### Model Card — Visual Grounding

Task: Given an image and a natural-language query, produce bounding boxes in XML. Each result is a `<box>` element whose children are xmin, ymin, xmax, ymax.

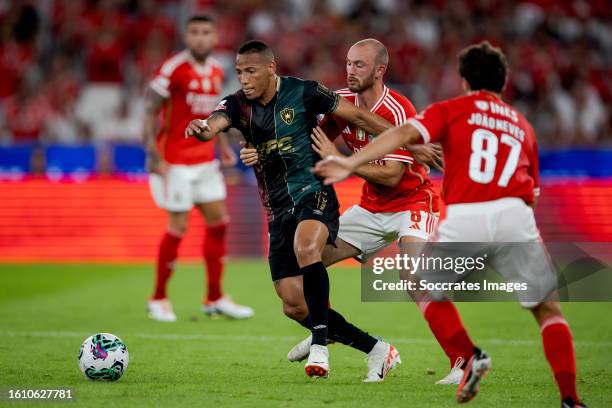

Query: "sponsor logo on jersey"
<box><xmin>260</xmin><ymin>136</ymin><xmax>294</xmax><ymax>155</ymax></box>
<box><xmin>280</xmin><ymin>107</ymin><xmax>295</xmax><ymax>125</ymax></box>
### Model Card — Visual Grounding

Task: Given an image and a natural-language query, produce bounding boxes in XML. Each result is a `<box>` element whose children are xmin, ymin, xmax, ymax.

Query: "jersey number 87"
<box><xmin>469</xmin><ymin>129</ymin><xmax>521</xmax><ymax>187</ymax></box>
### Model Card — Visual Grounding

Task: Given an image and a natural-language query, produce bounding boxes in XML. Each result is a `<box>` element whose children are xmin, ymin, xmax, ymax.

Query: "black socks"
<box><xmin>301</xmin><ymin>262</ymin><xmax>330</xmax><ymax>346</ymax></box>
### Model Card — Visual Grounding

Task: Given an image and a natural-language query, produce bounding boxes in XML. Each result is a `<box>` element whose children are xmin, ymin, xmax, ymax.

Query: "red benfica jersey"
<box><xmin>324</xmin><ymin>86</ymin><xmax>439</xmax><ymax>213</ymax></box>
<box><xmin>408</xmin><ymin>91</ymin><xmax>540</xmax><ymax>205</ymax></box>
<box><xmin>150</xmin><ymin>50</ymin><xmax>224</xmax><ymax>164</ymax></box>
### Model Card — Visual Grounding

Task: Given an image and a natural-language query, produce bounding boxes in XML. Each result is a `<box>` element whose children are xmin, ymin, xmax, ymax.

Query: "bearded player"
<box><xmin>315</xmin><ymin>42</ymin><xmax>585</xmax><ymax>407</ymax></box>
<box><xmin>240</xmin><ymin>39</ymin><xmax>467</xmax><ymax>385</ymax></box>
<box><xmin>144</xmin><ymin>15</ymin><xmax>254</xmax><ymax>322</ymax></box>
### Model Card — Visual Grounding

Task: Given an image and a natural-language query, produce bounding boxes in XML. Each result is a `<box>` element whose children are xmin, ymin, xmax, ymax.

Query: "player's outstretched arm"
<box><xmin>185</xmin><ymin>112</ymin><xmax>230</xmax><ymax>142</ymax></box>
<box><xmin>332</xmin><ymin>97</ymin><xmax>392</xmax><ymax>136</ymax></box>
<box><xmin>311</xmin><ymin>126</ymin><xmax>404</xmax><ymax>187</ymax></box>
<box><xmin>314</xmin><ymin>124</ymin><xmax>422</xmax><ymax>185</ymax></box>
<box><xmin>143</xmin><ymin>86</ymin><xmax>166</xmax><ymax>175</ymax></box>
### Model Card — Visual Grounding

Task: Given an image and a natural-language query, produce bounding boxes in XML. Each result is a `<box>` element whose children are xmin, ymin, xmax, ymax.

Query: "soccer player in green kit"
<box><xmin>185</xmin><ymin>40</ymin><xmax>400</xmax><ymax>381</ymax></box>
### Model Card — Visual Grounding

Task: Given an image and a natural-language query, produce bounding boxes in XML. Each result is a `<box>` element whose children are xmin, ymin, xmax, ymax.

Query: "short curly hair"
<box><xmin>458</xmin><ymin>41</ymin><xmax>508</xmax><ymax>93</ymax></box>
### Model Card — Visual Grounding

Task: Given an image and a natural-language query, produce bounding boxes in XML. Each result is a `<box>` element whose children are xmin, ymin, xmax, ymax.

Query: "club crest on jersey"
<box><xmin>475</xmin><ymin>100</ymin><xmax>489</xmax><ymax>111</ymax></box>
<box><xmin>280</xmin><ymin>107</ymin><xmax>294</xmax><ymax>125</ymax></box>
<box><xmin>357</xmin><ymin>128</ymin><xmax>366</xmax><ymax>141</ymax></box>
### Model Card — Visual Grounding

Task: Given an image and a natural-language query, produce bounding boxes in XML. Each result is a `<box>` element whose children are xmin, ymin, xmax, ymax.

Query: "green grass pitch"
<box><xmin>1</xmin><ymin>261</ymin><xmax>611</xmax><ymax>407</ymax></box>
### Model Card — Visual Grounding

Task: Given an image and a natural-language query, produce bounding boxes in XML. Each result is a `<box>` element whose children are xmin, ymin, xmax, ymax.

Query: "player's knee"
<box><xmin>282</xmin><ymin>302</ymin><xmax>308</xmax><ymax>321</ymax></box>
<box><xmin>167</xmin><ymin>213</ymin><xmax>189</xmax><ymax>236</ymax></box>
<box><xmin>294</xmin><ymin>242</ymin><xmax>321</xmax><ymax>265</ymax></box>
<box><xmin>532</xmin><ymin>300</ymin><xmax>562</xmax><ymax>323</ymax></box>
<box><xmin>168</xmin><ymin>223</ymin><xmax>188</xmax><ymax>236</ymax></box>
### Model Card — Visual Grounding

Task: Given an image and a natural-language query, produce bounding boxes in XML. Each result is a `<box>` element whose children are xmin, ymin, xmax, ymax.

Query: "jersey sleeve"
<box><xmin>212</xmin><ymin>94</ymin><xmax>241</xmax><ymax>132</ymax></box>
<box><xmin>303</xmin><ymin>80</ymin><xmax>340</xmax><ymax>115</ymax></box>
<box><xmin>406</xmin><ymin>101</ymin><xmax>449</xmax><ymax>144</ymax></box>
<box><xmin>149</xmin><ymin>67</ymin><xmax>173</xmax><ymax>99</ymax></box>
<box><xmin>318</xmin><ymin>113</ymin><xmax>347</xmax><ymax>142</ymax></box>
<box><xmin>383</xmin><ymin>99</ymin><xmax>417</xmax><ymax>163</ymax></box>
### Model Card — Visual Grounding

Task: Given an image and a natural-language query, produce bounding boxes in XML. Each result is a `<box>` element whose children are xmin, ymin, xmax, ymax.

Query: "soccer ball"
<box><xmin>78</xmin><ymin>333</ymin><xmax>129</xmax><ymax>381</ymax></box>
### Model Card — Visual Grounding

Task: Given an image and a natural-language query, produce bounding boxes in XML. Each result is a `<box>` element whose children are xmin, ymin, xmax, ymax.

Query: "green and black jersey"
<box><xmin>213</xmin><ymin>76</ymin><xmax>340</xmax><ymax>221</ymax></box>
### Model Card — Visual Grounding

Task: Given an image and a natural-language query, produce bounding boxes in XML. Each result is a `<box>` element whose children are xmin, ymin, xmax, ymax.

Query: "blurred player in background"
<box><xmin>240</xmin><ymin>39</ymin><xmax>464</xmax><ymax>385</ymax></box>
<box><xmin>315</xmin><ymin>41</ymin><xmax>585</xmax><ymax>407</ymax></box>
<box><xmin>143</xmin><ymin>15</ymin><xmax>254</xmax><ymax>322</ymax></box>
<box><xmin>186</xmin><ymin>40</ymin><xmax>402</xmax><ymax>381</ymax></box>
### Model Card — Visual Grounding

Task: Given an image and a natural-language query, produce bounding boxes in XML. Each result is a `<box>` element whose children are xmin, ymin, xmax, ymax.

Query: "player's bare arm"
<box><xmin>332</xmin><ymin>97</ymin><xmax>392</xmax><ymax>136</ymax></box>
<box><xmin>143</xmin><ymin>86</ymin><xmax>167</xmax><ymax>175</ymax></box>
<box><xmin>314</xmin><ymin>123</ymin><xmax>422</xmax><ymax>184</ymax></box>
<box><xmin>311</xmin><ymin>126</ymin><xmax>404</xmax><ymax>187</ymax></box>
<box><xmin>185</xmin><ymin>112</ymin><xmax>230</xmax><ymax>142</ymax></box>
<box><xmin>331</xmin><ymin>98</ymin><xmax>443</xmax><ymax>171</ymax></box>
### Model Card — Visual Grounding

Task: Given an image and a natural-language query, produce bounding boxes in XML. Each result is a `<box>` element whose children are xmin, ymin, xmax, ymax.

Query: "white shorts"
<box><xmin>337</xmin><ymin>205</ymin><xmax>438</xmax><ymax>260</ymax></box>
<box><xmin>430</xmin><ymin>197</ymin><xmax>556</xmax><ymax>308</ymax></box>
<box><xmin>149</xmin><ymin>160</ymin><xmax>227</xmax><ymax>212</ymax></box>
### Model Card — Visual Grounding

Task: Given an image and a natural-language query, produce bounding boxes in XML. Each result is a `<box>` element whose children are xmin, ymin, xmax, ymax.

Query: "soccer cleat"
<box><xmin>304</xmin><ymin>344</ymin><xmax>329</xmax><ymax>378</ymax></box>
<box><xmin>436</xmin><ymin>357</ymin><xmax>464</xmax><ymax>385</ymax></box>
<box><xmin>561</xmin><ymin>398</ymin><xmax>587</xmax><ymax>408</ymax></box>
<box><xmin>456</xmin><ymin>349</ymin><xmax>492</xmax><ymax>403</ymax></box>
<box><xmin>363</xmin><ymin>341</ymin><xmax>401</xmax><ymax>382</ymax></box>
<box><xmin>147</xmin><ymin>298</ymin><xmax>177</xmax><ymax>322</ymax></box>
<box><xmin>202</xmin><ymin>295</ymin><xmax>254</xmax><ymax>319</ymax></box>
<box><xmin>288</xmin><ymin>334</ymin><xmax>312</xmax><ymax>362</ymax></box>
<box><xmin>287</xmin><ymin>335</ymin><xmax>336</xmax><ymax>362</ymax></box>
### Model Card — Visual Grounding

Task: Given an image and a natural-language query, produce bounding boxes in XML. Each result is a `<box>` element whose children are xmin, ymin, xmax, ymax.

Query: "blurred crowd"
<box><xmin>0</xmin><ymin>0</ymin><xmax>610</xmax><ymax>148</ymax></box>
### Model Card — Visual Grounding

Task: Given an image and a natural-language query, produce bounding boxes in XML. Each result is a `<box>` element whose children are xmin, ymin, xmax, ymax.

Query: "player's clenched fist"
<box><xmin>185</xmin><ymin>119</ymin><xmax>212</xmax><ymax>141</ymax></box>
<box><xmin>239</xmin><ymin>141</ymin><xmax>259</xmax><ymax>166</ymax></box>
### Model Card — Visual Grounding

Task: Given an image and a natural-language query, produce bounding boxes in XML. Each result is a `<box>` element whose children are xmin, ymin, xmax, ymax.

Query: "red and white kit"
<box><xmin>325</xmin><ymin>86</ymin><xmax>440</xmax><ymax>258</ymax></box>
<box><xmin>408</xmin><ymin>90</ymin><xmax>553</xmax><ymax>306</ymax></box>
<box><xmin>149</xmin><ymin>50</ymin><xmax>226</xmax><ymax>211</ymax></box>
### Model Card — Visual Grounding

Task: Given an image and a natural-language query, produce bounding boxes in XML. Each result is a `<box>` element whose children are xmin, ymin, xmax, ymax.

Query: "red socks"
<box><xmin>418</xmin><ymin>299</ymin><xmax>475</xmax><ymax>367</ymax></box>
<box><xmin>204</xmin><ymin>223</ymin><xmax>227</xmax><ymax>303</ymax></box>
<box><xmin>540</xmin><ymin>316</ymin><xmax>579</xmax><ymax>402</ymax></box>
<box><xmin>152</xmin><ymin>231</ymin><xmax>183</xmax><ymax>300</ymax></box>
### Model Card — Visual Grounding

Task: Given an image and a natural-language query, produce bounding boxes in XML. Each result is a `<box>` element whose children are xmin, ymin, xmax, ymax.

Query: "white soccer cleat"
<box><xmin>436</xmin><ymin>357</ymin><xmax>465</xmax><ymax>385</ymax></box>
<box><xmin>363</xmin><ymin>341</ymin><xmax>401</xmax><ymax>382</ymax></box>
<box><xmin>202</xmin><ymin>295</ymin><xmax>254</xmax><ymax>319</ymax></box>
<box><xmin>304</xmin><ymin>344</ymin><xmax>329</xmax><ymax>378</ymax></box>
<box><xmin>147</xmin><ymin>298</ymin><xmax>177</xmax><ymax>322</ymax></box>
<box><xmin>288</xmin><ymin>334</ymin><xmax>312</xmax><ymax>362</ymax></box>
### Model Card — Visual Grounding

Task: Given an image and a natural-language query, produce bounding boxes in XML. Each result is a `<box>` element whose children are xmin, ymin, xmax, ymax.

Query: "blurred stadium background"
<box><xmin>0</xmin><ymin>0</ymin><xmax>611</xmax><ymax>263</ymax></box>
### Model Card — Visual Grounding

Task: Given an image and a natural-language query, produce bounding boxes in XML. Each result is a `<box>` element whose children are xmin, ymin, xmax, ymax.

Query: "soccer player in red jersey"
<box><xmin>315</xmin><ymin>42</ymin><xmax>584</xmax><ymax>407</ymax></box>
<box><xmin>143</xmin><ymin>15</ymin><xmax>253</xmax><ymax>322</ymax></box>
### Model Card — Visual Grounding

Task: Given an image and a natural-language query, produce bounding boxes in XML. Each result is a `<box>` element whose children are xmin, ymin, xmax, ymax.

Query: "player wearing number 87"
<box><xmin>314</xmin><ymin>41</ymin><xmax>585</xmax><ymax>407</ymax></box>
<box><xmin>78</xmin><ymin>333</ymin><xmax>129</xmax><ymax>381</ymax></box>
